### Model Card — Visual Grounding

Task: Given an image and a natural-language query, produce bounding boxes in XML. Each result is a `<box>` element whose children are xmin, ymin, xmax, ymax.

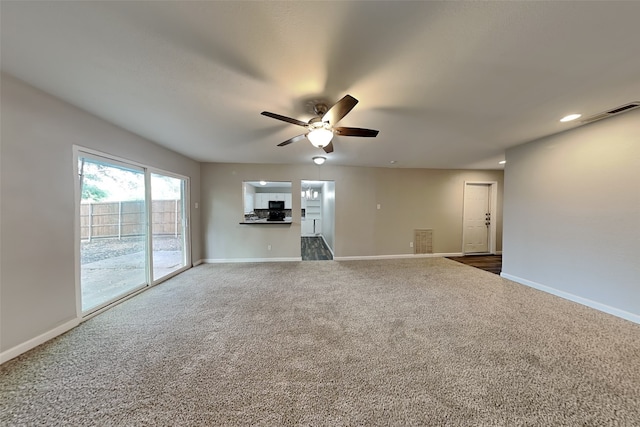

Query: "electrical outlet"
<box><xmin>410</xmin><ymin>242</ymin><xmax>413</xmax><ymax>248</ymax></box>
<box><xmin>267</xmin><ymin>244</ymin><xmax>271</xmax><ymax>251</ymax></box>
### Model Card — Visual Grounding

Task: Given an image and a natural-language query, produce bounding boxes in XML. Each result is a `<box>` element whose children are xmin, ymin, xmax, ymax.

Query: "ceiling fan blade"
<box><xmin>322</xmin><ymin>142</ymin><xmax>334</xmax><ymax>154</ymax></box>
<box><xmin>261</xmin><ymin>111</ymin><xmax>308</xmax><ymax>127</ymax></box>
<box><xmin>277</xmin><ymin>134</ymin><xmax>307</xmax><ymax>147</ymax></box>
<box><xmin>334</xmin><ymin>127</ymin><xmax>379</xmax><ymax>137</ymax></box>
<box><xmin>322</xmin><ymin>95</ymin><xmax>358</xmax><ymax>125</ymax></box>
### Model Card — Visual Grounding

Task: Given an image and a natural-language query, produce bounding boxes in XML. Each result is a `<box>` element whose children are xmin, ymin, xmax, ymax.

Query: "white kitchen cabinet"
<box><xmin>255</xmin><ymin>192</ymin><xmax>292</xmax><ymax>209</ymax></box>
<box><xmin>301</xmin><ymin>219</ymin><xmax>312</xmax><ymax>235</ymax></box>
<box><xmin>244</xmin><ymin>193</ymin><xmax>254</xmax><ymax>213</ymax></box>
<box><xmin>254</xmin><ymin>193</ymin><xmax>267</xmax><ymax>209</ymax></box>
<box><xmin>302</xmin><ymin>218</ymin><xmax>321</xmax><ymax>236</ymax></box>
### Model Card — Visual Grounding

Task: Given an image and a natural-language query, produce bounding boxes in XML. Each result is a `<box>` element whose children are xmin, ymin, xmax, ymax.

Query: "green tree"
<box><xmin>82</xmin><ymin>183</ymin><xmax>108</xmax><ymax>201</ymax></box>
<box><xmin>79</xmin><ymin>160</ymin><xmax>110</xmax><ymax>202</ymax></box>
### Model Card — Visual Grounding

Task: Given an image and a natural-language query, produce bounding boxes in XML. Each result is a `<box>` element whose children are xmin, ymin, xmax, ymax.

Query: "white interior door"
<box><xmin>463</xmin><ymin>183</ymin><xmax>491</xmax><ymax>254</ymax></box>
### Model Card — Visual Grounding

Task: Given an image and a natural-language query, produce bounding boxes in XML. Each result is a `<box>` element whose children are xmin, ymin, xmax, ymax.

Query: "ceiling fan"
<box><xmin>261</xmin><ymin>95</ymin><xmax>379</xmax><ymax>154</ymax></box>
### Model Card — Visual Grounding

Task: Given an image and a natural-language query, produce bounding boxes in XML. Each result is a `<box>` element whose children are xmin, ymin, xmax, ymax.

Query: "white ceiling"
<box><xmin>2</xmin><ymin>1</ymin><xmax>640</xmax><ymax>169</ymax></box>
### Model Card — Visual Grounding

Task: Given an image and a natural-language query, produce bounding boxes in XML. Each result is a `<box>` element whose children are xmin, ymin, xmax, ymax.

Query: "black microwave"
<box><xmin>269</xmin><ymin>200</ymin><xmax>285</xmax><ymax>210</ymax></box>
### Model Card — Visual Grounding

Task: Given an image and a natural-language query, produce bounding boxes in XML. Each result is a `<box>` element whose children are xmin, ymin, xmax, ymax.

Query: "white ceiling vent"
<box><xmin>581</xmin><ymin>102</ymin><xmax>640</xmax><ymax>124</ymax></box>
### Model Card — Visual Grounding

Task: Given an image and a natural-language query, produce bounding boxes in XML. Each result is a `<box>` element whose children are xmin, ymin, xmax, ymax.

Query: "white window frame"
<box><xmin>73</xmin><ymin>146</ymin><xmax>191</xmax><ymax>319</ymax></box>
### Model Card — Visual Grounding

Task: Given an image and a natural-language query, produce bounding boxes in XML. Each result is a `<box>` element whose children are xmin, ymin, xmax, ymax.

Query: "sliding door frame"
<box><xmin>148</xmin><ymin>167</ymin><xmax>191</xmax><ymax>285</ymax></box>
<box><xmin>73</xmin><ymin>146</ymin><xmax>191</xmax><ymax>319</ymax></box>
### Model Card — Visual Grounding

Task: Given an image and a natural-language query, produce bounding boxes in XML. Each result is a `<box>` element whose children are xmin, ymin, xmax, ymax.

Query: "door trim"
<box><xmin>462</xmin><ymin>181</ymin><xmax>498</xmax><ymax>255</ymax></box>
<box><xmin>301</xmin><ymin>180</ymin><xmax>336</xmax><ymax>255</ymax></box>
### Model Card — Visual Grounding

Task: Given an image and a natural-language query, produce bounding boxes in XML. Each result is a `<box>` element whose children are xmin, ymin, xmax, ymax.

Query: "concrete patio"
<box><xmin>81</xmin><ymin>236</ymin><xmax>185</xmax><ymax>311</ymax></box>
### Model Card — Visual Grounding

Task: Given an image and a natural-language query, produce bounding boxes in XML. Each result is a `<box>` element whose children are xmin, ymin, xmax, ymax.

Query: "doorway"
<box><xmin>462</xmin><ymin>181</ymin><xmax>497</xmax><ymax>254</ymax></box>
<box><xmin>301</xmin><ymin>180</ymin><xmax>335</xmax><ymax>260</ymax></box>
<box><xmin>77</xmin><ymin>150</ymin><xmax>189</xmax><ymax>315</ymax></box>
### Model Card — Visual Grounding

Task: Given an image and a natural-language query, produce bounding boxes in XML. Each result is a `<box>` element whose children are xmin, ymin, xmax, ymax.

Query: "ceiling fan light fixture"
<box><xmin>312</xmin><ymin>156</ymin><xmax>326</xmax><ymax>165</ymax></box>
<box><xmin>560</xmin><ymin>113</ymin><xmax>581</xmax><ymax>122</ymax></box>
<box><xmin>307</xmin><ymin>128</ymin><xmax>333</xmax><ymax>148</ymax></box>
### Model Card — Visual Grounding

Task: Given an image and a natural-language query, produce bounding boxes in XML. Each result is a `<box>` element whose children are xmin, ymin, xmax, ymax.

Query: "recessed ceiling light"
<box><xmin>560</xmin><ymin>113</ymin><xmax>581</xmax><ymax>122</ymax></box>
<box><xmin>499</xmin><ymin>160</ymin><xmax>506</xmax><ymax>165</ymax></box>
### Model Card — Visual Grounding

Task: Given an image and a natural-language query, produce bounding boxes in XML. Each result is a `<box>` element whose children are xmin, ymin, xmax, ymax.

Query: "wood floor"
<box><xmin>446</xmin><ymin>254</ymin><xmax>502</xmax><ymax>275</ymax></box>
<box><xmin>301</xmin><ymin>236</ymin><xmax>333</xmax><ymax>261</ymax></box>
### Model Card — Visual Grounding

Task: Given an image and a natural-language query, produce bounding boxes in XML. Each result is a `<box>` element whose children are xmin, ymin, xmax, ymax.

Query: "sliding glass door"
<box><xmin>151</xmin><ymin>173</ymin><xmax>187</xmax><ymax>282</ymax></box>
<box><xmin>79</xmin><ymin>155</ymin><xmax>147</xmax><ymax>312</ymax></box>
<box><xmin>78</xmin><ymin>151</ymin><xmax>189</xmax><ymax>314</ymax></box>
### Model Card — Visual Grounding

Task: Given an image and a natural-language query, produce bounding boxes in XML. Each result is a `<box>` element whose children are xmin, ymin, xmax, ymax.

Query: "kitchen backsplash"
<box><xmin>245</xmin><ymin>209</ymin><xmax>292</xmax><ymax>221</ymax></box>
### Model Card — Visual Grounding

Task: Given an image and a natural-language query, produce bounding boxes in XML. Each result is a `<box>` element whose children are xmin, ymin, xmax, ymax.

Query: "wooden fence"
<box><xmin>80</xmin><ymin>200</ymin><xmax>182</xmax><ymax>241</ymax></box>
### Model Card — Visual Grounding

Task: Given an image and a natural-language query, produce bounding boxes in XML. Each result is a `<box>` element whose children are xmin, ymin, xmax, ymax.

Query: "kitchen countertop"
<box><xmin>240</xmin><ymin>217</ymin><xmax>292</xmax><ymax>225</ymax></box>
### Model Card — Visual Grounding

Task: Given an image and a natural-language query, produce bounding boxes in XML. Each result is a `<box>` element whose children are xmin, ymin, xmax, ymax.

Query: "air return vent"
<box><xmin>414</xmin><ymin>229</ymin><xmax>433</xmax><ymax>255</ymax></box>
<box><xmin>581</xmin><ymin>102</ymin><xmax>640</xmax><ymax>124</ymax></box>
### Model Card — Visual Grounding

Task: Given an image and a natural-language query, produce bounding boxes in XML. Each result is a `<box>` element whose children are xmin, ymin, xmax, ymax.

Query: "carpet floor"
<box><xmin>1</xmin><ymin>258</ymin><xmax>639</xmax><ymax>425</ymax></box>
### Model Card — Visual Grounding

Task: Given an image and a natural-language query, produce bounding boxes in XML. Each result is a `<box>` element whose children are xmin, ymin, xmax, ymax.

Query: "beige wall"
<box><xmin>201</xmin><ymin>163</ymin><xmax>503</xmax><ymax>260</ymax></box>
<box><xmin>503</xmin><ymin>108</ymin><xmax>640</xmax><ymax>321</ymax></box>
<box><xmin>0</xmin><ymin>73</ymin><xmax>202</xmax><ymax>355</ymax></box>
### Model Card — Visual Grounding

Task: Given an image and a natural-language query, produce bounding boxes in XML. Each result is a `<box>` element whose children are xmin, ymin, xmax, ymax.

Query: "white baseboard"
<box><xmin>319</xmin><ymin>235</ymin><xmax>335</xmax><ymax>258</ymax></box>
<box><xmin>202</xmin><ymin>257</ymin><xmax>303</xmax><ymax>263</ymax></box>
<box><xmin>334</xmin><ymin>253</ymin><xmax>463</xmax><ymax>261</ymax></box>
<box><xmin>202</xmin><ymin>253</ymin><xmax>463</xmax><ymax>263</ymax></box>
<box><xmin>501</xmin><ymin>272</ymin><xmax>640</xmax><ymax>325</ymax></box>
<box><xmin>1</xmin><ymin>318</ymin><xmax>80</xmax><ymax>364</ymax></box>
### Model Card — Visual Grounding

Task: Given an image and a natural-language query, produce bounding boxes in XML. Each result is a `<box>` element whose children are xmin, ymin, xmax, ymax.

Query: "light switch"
<box><xmin>377</xmin><ymin>204</ymin><xmax>381</xmax><ymax>210</ymax></box>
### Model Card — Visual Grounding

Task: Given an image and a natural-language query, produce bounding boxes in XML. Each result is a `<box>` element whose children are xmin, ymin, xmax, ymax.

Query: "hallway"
<box><xmin>301</xmin><ymin>237</ymin><xmax>332</xmax><ymax>261</ymax></box>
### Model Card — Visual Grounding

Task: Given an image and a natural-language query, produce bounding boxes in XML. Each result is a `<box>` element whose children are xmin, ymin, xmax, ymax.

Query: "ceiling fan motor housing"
<box><xmin>313</xmin><ymin>103</ymin><xmax>329</xmax><ymax>116</ymax></box>
<box><xmin>308</xmin><ymin>116</ymin><xmax>331</xmax><ymax>128</ymax></box>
